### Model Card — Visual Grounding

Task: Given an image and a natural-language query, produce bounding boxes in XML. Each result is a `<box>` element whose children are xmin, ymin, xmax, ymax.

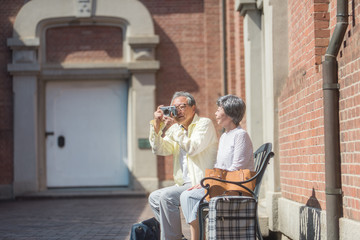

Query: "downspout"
<box><xmin>322</xmin><ymin>1</ymin><xmax>348</xmax><ymax>239</ymax></box>
<box><xmin>222</xmin><ymin>0</ymin><xmax>228</xmax><ymax>95</ymax></box>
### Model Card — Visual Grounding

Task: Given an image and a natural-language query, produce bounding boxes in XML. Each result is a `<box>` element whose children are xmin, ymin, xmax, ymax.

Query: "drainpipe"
<box><xmin>222</xmin><ymin>0</ymin><xmax>228</xmax><ymax>95</ymax></box>
<box><xmin>322</xmin><ymin>1</ymin><xmax>348</xmax><ymax>240</ymax></box>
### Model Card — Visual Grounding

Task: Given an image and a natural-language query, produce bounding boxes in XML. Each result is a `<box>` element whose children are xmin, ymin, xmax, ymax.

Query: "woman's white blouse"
<box><xmin>214</xmin><ymin>126</ymin><xmax>254</xmax><ymax>171</ymax></box>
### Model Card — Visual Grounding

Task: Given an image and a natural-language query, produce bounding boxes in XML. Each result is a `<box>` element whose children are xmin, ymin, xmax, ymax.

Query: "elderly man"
<box><xmin>148</xmin><ymin>91</ymin><xmax>218</xmax><ymax>240</ymax></box>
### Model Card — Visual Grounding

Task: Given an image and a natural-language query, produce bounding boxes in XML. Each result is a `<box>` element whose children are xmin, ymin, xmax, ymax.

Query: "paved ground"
<box><xmin>0</xmin><ymin>196</ymin><xmax>190</xmax><ymax>240</ymax></box>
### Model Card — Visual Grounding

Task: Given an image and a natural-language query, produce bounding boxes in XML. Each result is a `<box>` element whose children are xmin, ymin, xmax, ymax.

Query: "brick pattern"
<box><xmin>203</xmin><ymin>0</ymin><xmax>223</xmax><ymax>128</ymax></box>
<box><xmin>225</xmin><ymin>1</ymin><xmax>247</xmax><ymax>129</ymax></box>
<box><xmin>140</xmin><ymin>0</ymin><xmax>223</xmax><ymax>180</ymax></box>
<box><xmin>1</xmin><ymin>0</ymin><xmax>227</xmax><ymax>186</ymax></box>
<box><xmin>314</xmin><ymin>1</ymin><xmax>330</xmax><ymax>67</ymax></box>
<box><xmin>0</xmin><ymin>1</ymin><xmax>247</xmax><ymax>186</ymax></box>
<box><xmin>145</xmin><ymin>0</ymin><xmax>248</xmax><ymax>182</ymax></box>
<box><xmin>46</xmin><ymin>26</ymin><xmax>123</xmax><ymax>63</ymax></box>
<box><xmin>0</xmin><ymin>197</ymin><xmax>165</xmax><ymax>239</ymax></box>
<box><xmin>279</xmin><ymin>0</ymin><xmax>329</xmax><ymax>209</ymax></box>
<box><xmin>0</xmin><ymin>0</ymin><xmax>24</xmax><ymax>185</ymax></box>
<box><xmin>280</xmin><ymin>0</ymin><xmax>360</xmax><ymax>222</ymax></box>
<box><xmin>337</xmin><ymin>1</ymin><xmax>360</xmax><ymax>221</ymax></box>
<box><xmin>225</xmin><ymin>0</ymin><xmax>235</xmax><ymax>95</ymax></box>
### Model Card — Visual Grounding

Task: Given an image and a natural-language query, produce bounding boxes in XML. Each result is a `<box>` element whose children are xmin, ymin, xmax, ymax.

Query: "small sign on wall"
<box><xmin>138</xmin><ymin>138</ymin><xmax>151</xmax><ymax>149</ymax></box>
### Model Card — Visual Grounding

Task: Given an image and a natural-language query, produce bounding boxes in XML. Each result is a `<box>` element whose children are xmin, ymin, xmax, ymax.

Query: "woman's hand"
<box><xmin>187</xmin><ymin>184</ymin><xmax>202</xmax><ymax>190</ymax></box>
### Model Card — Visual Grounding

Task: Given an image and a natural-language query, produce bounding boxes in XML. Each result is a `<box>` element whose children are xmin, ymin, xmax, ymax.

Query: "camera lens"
<box><xmin>163</xmin><ymin>109</ymin><xmax>170</xmax><ymax>116</ymax></box>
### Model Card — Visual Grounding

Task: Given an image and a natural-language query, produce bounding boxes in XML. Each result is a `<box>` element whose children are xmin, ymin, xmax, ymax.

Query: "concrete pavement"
<box><xmin>0</xmin><ymin>195</ymin><xmax>191</xmax><ymax>240</ymax></box>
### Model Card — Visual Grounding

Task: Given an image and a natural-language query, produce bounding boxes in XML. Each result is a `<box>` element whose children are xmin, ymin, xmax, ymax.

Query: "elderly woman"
<box><xmin>180</xmin><ymin>95</ymin><xmax>254</xmax><ymax>240</ymax></box>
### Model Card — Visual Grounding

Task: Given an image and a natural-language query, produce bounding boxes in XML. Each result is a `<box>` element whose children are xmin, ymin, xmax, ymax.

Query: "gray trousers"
<box><xmin>149</xmin><ymin>183</ymin><xmax>191</xmax><ymax>240</ymax></box>
<box><xmin>180</xmin><ymin>187</ymin><xmax>205</xmax><ymax>224</ymax></box>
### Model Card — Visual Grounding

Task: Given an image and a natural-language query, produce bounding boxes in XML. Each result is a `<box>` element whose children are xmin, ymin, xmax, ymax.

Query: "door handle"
<box><xmin>45</xmin><ymin>131</ymin><xmax>54</xmax><ymax>137</ymax></box>
<box><xmin>58</xmin><ymin>135</ymin><xmax>65</xmax><ymax>148</ymax></box>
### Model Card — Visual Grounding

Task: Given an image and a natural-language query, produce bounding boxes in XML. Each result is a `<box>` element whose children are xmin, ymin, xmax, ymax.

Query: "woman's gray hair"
<box><xmin>217</xmin><ymin>95</ymin><xmax>246</xmax><ymax>126</ymax></box>
<box><xmin>171</xmin><ymin>91</ymin><xmax>196</xmax><ymax>106</ymax></box>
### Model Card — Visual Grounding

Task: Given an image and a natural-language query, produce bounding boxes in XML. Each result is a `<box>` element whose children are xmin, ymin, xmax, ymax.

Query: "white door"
<box><xmin>46</xmin><ymin>80</ymin><xmax>129</xmax><ymax>187</ymax></box>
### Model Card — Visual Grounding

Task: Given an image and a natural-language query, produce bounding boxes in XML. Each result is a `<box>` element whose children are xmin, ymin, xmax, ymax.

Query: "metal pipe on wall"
<box><xmin>322</xmin><ymin>0</ymin><xmax>348</xmax><ymax>239</ymax></box>
<box><xmin>222</xmin><ymin>0</ymin><xmax>228</xmax><ymax>95</ymax></box>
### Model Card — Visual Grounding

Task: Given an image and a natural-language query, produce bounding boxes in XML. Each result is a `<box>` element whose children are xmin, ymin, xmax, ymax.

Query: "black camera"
<box><xmin>160</xmin><ymin>106</ymin><xmax>177</xmax><ymax>117</ymax></box>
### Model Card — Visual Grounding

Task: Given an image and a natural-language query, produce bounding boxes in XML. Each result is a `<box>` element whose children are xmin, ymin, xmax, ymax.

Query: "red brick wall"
<box><xmin>1</xmin><ymin>0</ymin><xmax>236</xmax><ymax>187</ymax></box>
<box><xmin>336</xmin><ymin>0</ymin><xmax>360</xmax><ymax>221</ymax></box>
<box><xmin>279</xmin><ymin>0</ymin><xmax>329</xmax><ymax>209</ymax></box>
<box><xmin>225</xmin><ymin>0</ymin><xmax>235</xmax><ymax>95</ymax></box>
<box><xmin>226</xmin><ymin>1</ymin><xmax>247</xmax><ymax>128</ymax></box>
<box><xmin>142</xmin><ymin>0</ymin><xmax>247</xmax><ymax>182</ymax></box>
<box><xmin>140</xmin><ymin>0</ymin><xmax>223</xmax><ymax>181</ymax></box>
<box><xmin>44</xmin><ymin>0</ymin><xmax>224</xmax><ymax>183</ymax></box>
<box><xmin>280</xmin><ymin>0</ymin><xmax>360</xmax><ymax>221</ymax></box>
<box><xmin>0</xmin><ymin>0</ymin><xmax>24</xmax><ymax>185</ymax></box>
<box><xmin>46</xmin><ymin>26</ymin><xmax>123</xmax><ymax>63</ymax></box>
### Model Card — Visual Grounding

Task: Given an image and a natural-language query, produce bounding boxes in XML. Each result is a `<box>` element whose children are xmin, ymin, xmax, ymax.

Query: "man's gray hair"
<box><xmin>171</xmin><ymin>91</ymin><xmax>196</xmax><ymax>106</ymax></box>
<box><xmin>217</xmin><ymin>95</ymin><xmax>246</xmax><ymax>126</ymax></box>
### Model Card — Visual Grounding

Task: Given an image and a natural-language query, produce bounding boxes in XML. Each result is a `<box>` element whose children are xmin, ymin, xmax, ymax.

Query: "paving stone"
<box><xmin>0</xmin><ymin>197</ymin><xmax>190</xmax><ymax>240</ymax></box>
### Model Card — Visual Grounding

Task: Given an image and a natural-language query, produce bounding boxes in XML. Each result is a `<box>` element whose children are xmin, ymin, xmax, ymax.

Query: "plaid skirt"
<box><xmin>207</xmin><ymin>196</ymin><xmax>257</xmax><ymax>240</ymax></box>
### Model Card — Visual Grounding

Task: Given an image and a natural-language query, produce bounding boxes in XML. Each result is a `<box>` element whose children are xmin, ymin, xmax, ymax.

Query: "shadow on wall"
<box><xmin>153</xmin><ymin>20</ymin><xmax>199</xmax><ymax>106</ymax></box>
<box><xmin>140</xmin><ymin>0</ymin><xmax>204</xmax><ymax>106</ymax></box>
<box><xmin>152</xmin><ymin>20</ymin><xmax>201</xmax><ymax>183</ymax></box>
<box><xmin>299</xmin><ymin>188</ymin><xmax>322</xmax><ymax>240</ymax></box>
<box><xmin>130</xmin><ymin>170</ymin><xmax>150</xmax><ymax>193</ymax></box>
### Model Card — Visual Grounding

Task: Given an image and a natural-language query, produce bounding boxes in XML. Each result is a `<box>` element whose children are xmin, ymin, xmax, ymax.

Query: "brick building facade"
<box><xmin>0</xmin><ymin>0</ymin><xmax>227</xmax><ymax>194</ymax></box>
<box><xmin>0</xmin><ymin>0</ymin><xmax>359</xmax><ymax>239</ymax></box>
<box><xmin>0</xmin><ymin>0</ymin><xmax>20</xmax><ymax>198</ymax></box>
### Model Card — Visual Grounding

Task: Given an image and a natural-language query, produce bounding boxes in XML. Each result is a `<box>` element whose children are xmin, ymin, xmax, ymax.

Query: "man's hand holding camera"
<box><xmin>153</xmin><ymin>105</ymin><xmax>177</xmax><ymax>134</ymax></box>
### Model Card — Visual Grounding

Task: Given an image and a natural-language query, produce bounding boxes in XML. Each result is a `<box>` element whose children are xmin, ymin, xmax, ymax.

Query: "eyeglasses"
<box><xmin>173</xmin><ymin>103</ymin><xmax>188</xmax><ymax>111</ymax></box>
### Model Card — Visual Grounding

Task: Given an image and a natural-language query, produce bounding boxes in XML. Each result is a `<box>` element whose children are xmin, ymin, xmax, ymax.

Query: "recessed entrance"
<box><xmin>9</xmin><ymin>0</ymin><xmax>159</xmax><ymax>195</ymax></box>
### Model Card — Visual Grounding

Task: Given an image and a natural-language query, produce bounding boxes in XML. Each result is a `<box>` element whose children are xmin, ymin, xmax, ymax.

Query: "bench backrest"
<box><xmin>253</xmin><ymin>143</ymin><xmax>273</xmax><ymax>197</ymax></box>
